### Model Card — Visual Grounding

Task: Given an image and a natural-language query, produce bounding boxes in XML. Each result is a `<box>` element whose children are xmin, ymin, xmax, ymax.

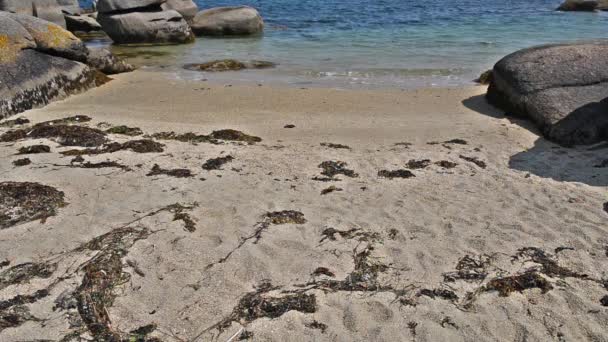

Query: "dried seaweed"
<box><xmin>513</xmin><ymin>247</ymin><xmax>588</xmax><ymax>279</ymax></box>
<box><xmin>265</xmin><ymin>211</ymin><xmax>307</xmax><ymax>225</ymax></box>
<box><xmin>202</xmin><ymin>156</ymin><xmax>234</xmax><ymax>170</ymax></box>
<box><xmin>0</xmin><ymin>182</ymin><xmax>66</xmax><ymax>229</ymax></box>
<box><xmin>0</xmin><ymin>262</ymin><xmax>57</xmax><ymax>290</ymax></box>
<box><xmin>0</xmin><ymin>117</ymin><xmax>30</xmax><ymax>127</ymax></box>
<box><xmin>484</xmin><ymin>272</ymin><xmax>552</xmax><ymax>297</ymax></box>
<box><xmin>321</xmin><ymin>186</ymin><xmax>342</xmax><ymax>195</ymax></box>
<box><xmin>604</xmin><ymin>202</ymin><xmax>608</xmax><ymax>215</ymax></box>
<box><xmin>459</xmin><ymin>155</ymin><xmax>486</xmax><ymax>169</ymax></box>
<box><xmin>443</xmin><ymin>255</ymin><xmax>491</xmax><ymax>282</ymax></box>
<box><xmin>418</xmin><ymin>288</ymin><xmax>459</xmax><ymax>301</ymax></box>
<box><xmin>12</xmin><ymin>158</ymin><xmax>31</xmax><ymax>166</ymax></box>
<box><xmin>152</xmin><ymin>129</ymin><xmax>261</xmax><ymax>145</ymax></box>
<box><xmin>0</xmin><ymin>305</ymin><xmax>41</xmax><ymax>332</ymax></box>
<box><xmin>61</xmin><ymin>140</ymin><xmax>164</xmax><ymax>156</ymax></box>
<box><xmin>601</xmin><ymin>295</ymin><xmax>608</xmax><ymax>306</ymax></box>
<box><xmin>406</xmin><ymin>159</ymin><xmax>431</xmax><ymax>169</ymax></box>
<box><xmin>147</xmin><ymin>164</ymin><xmax>193</xmax><ymax>178</ymax></box>
<box><xmin>71</xmin><ymin>161</ymin><xmax>131</xmax><ymax>171</ymax></box>
<box><xmin>435</xmin><ymin>160</ymin><xmax>458</xmax><ymax>169</ymax></box>
<box><xmin>319</xmin><ymin>227</ymin><xmax>380</xmax><ymax>243</ymax></box>
<box><xmin>306</xmin><ymin>320</ymin><xmax>328</xmax><ymax>333</ymax></box>
<box><xmin>378</xmin><ymin>169</ymin><xmax>415</xmax><ymax>179</ymax></box>
<box><xmin>318</xmin><ymin>161</ymin><xmax>358</xmax><ymax>178</ymax></box>
<box><xmin>428</xmin><ymin>139</ymin><xmax>468</xmax><ymax>146</ymax></box>
<box><xmin>168</xmin><ymin>203</ymin><xmax>198</xmax><ymax>233</ymax></box>
<box><xmin>312</xmin><ymin>267</ymin><xmax>335</xmax><ymax>278</ymax></box>
<box><xmin>105</xmin><ymin>125</ymin><xmax>143</xmax><ymax>136</ymax></box>
<box><xmin>0</xmin><ymin>123</ymin><xmax>106</xmax><ymax>147</ymax></box>
<box><xmin>320</xmin><ymin>143</ymin><xmax>350</xmax><ymax>149</ymax></box>
<box><xmin>17</xmin><ymin>145</ymin><xmax>51</xmax><ymax>154</ymax></box>
<box><xmin>42</xmin><ymin>116</ymin><xmax>92</xmax><ymax>126</ymax></box>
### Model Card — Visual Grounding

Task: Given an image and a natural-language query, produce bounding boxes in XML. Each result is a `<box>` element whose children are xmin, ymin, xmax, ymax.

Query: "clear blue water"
<box><xmin>81</xmin><ymin>0</ymin><xmax>608</xmax><ymax>88</ymax></box>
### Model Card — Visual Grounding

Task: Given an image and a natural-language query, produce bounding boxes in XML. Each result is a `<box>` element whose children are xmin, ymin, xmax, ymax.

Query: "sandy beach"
<box><xmin>1</xmin><ymin>70</ymin><xmax>607</xmax><ymax>341</ymax></box>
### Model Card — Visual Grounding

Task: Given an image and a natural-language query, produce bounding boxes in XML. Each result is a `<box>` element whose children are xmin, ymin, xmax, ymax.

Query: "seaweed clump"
<box><xmin>418</xmin><ymin>288</ymin><xmax>459</xmax><ymax>301</ymax></box>
<box><xmin>321</xmin><ymin>185</ymin><xmax>342</xmax><ymax>195</ymax></box>
<box><xmin>0</xmin><ymin>124</ymin><xmax>107</xmax><ymax>147</ymax></box>
<box><xmin>202</xmin><ymin>155</ymin><xmax>234</xmax><ymax>170</ymax></box>
<box><xmin>318</xmin><ymin>161</ymin><xmax>358</xmax><ymax>179</ymax></box>
<box><xmin>152</xmin><ymin>129</ymin><xmax>261</xmax><ymax>145</ymax></box>
<box><xmin>61</xmin><ymin>139</ymin><xmax>164</xmax><ymax>156</ymax></box>
<box><xmin>459</xmin><ymin>155</ymin><xmax>487</xmax><ymax>169</ymax></box>
<box><xmin>12</xmin><ymin>158</ymin><xmax>31</xmax><ymax>166</ymax></box>
<box><xmin>320</xmin><ymin>142</ymin><xmax>350</xmax><ymax>150</ymax></box>
<box><xmin>17</xmin><ymin>145</ymin><xmax>51</xmax><ymax>154</ymax></box>
<box><xmin>378</xmin><ymin>169</ymin><xmax>415</xmax><ymax>179</ymax></box>
<box><xmin>406</xmin><ymin>159</ymin><xmax>431</xmax><ymax>169</ymax></box>
<box><xmin>435</xmin><ymin>160</ymin><xmax>458</xmax><ymax>169</ymax></box>
<box><xmin>0</xmin><ymin>262</ymin><xmax>57</xmax><ymax>290</ymax></box>
<box><xmin>147</xmin><ymin>164</ymin><xmax>193</xmax><ymax>178</ymax></box>
<box><xmin>105</xmin><ymin>125</ymin><xmax>143</xmax><ymax>136</ymax></box>
<box><xmin>513</xmin><ymin>247</ymin><xmax>587</xmax><ymax>279</ymax></box>
<box><xmin>0</xmin><ymin>182</ymin><xmax>66</xmax><ymax>229</ymax></box>
<box><xmin>484</xmin><ymin>272</ymin><xmax>552</xmax><ymax>297</ymax></box>
<box><xmin>0</xmin><ymin>117</ymin><xmax>30</xmax><ymax>127</ymax></box>
<box><xmin>443</xmin><ymin>255</ymin><xmax>491</xmax><ymax>283</ymax></box>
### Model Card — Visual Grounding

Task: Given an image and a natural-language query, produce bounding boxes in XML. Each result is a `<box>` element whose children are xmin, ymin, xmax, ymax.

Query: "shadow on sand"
<box><xmin>463</xmin><ymin>94</ymin><xmax>608</xmax><ymax>187</ymax></box>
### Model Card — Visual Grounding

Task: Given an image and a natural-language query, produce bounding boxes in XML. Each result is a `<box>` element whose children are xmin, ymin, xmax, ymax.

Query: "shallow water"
<box><xmin>81</xmin><ymin>0</ymin><xmax>608</xmax><ymax>88</ymax></box>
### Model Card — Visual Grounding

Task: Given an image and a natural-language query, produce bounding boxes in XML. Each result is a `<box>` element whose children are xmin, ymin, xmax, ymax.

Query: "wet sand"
<box><xmin>0</xmin><ymin>70</ymin><xmax>607</xmax><ymax>341</ymax></box>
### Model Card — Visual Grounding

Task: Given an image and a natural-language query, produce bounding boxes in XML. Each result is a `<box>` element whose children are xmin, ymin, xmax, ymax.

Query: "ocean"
<box><xmin>81</xmin><ymin>0</ymin><xmax>608</xmax><ymax>88</ymax></box>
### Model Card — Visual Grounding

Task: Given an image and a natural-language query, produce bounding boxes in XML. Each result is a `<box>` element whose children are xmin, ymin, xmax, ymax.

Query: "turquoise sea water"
<box><xmin>82</xmin><ymin>0</ymin><xmax>608</xmax><ymax>88</ymax></box>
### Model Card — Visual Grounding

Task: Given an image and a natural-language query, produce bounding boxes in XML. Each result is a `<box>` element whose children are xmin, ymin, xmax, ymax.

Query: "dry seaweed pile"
<box><xmin>12</xmin><ymin>158</ymin><xmax>31</xmax><ymax>167</ymax></box>
<box><xmin>443</xmin><ymin>255</ymin><xmax>492</xmax><ymax>283</ymax></box>
<box><xmin>0</xmin><ymin>182</ymin><xmax>66</xmax><ymax>229</ymax></box>
<box><xmin>105</xmin><ymin>125</ymin><xmax>143</xmax><ymax>136</ymax></box>
<box><xmin>406</xmin><ymin>159</ymin><xmax>431</xmax><ymax>169</ymax></box>
<box><xmin>459</xmin><ymin>155</ymin><xmax>487</xmax><ymax>169</ymax></box>
<box><xmin>17</xmin><ymin>145</ymin><xmax>50</xmax><ymax>154</ymax></box>
<box><xmin>147</xmin><ymin>164</ymin><xmax>193</xmax><ymax>178</ymax></box>
<box><xmin>428</xmin><ymin>139</ymin><xmax>468</xmax><ymax>147</ymax></box>
<box><xmin>61</xmin><ymin>140</ymin><xmax>164</xmax><ymax>156</ymax></box>
<box><xmin>152</xmin><ymin>129</ymin><xmax>261</xmax><ymax>145</ymax></box>
<box><xmin>0</xmin><ymin>117</ymin><xmax>30</xmax><ymax>127</ymax></box>
<box><xmin>202</xmin><ymin>156</ymin><xmax>234</xmax><ymax>170</ymax></box>
<box><xmin>378</xmin><ymin>169</ymin><xmax>415</xmax><ymax>179</ymax></box>
<box><xmin>435</xmin><ymin>160</ymin><xmax>458</xmax><ymax>169</ymax></box>
<box><xmin>320</xmin><ymin>143</ymin><xmax>350</xmax><ymax>149</ymax></box>
<box><xmin>316</xmin><ymin>161</ymin><xmax>358</xmax><ymax>180</ymax></box>
<box><xmin>321</xmin><ymin>186</ymin><xmax>342</xmax><ymax>195</ymax></box>
<box><xmin>167</xmin><ymin>203</ymin><xmax>198</xmax><ymax>232</ymax></box>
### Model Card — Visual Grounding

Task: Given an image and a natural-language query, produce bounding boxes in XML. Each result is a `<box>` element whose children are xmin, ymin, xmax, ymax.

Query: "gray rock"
<box><xmin>191</xmin><ymin>6</ymin><xmax>264</xmax><ymax>36</ymax></box>
<box><xmin>56</xmin><ymin>0</ymin><xmax>81</xmax><ymax>14</ymax></box>
<box><xmin>86</xmin><ymin>48</ymin><xmax>134</xmax><ymax>74</ymax></box>
<box><xmin>65</xmin><ymin>14</ymin><xmax>102</xmax><ymax>32</ymax></box>
<box><xmin>486</xmin><ymin>41</ymin><xmax>608</xmax><ymax>146</ymax></box>
<box><xmin>0</xmin><ymin>50</ymin><xmax>96</xmax><ymax>119</ymax></box>
<box><xmin>96</xmin><ymin>0</ymin><xmax>166</xmax><ymax>13</ymax></box>
<box><xmin>557</xmin><ymin>0</ymin><xmax>608</xmax><ymax>11</ymax></box>
<box><xmin>0</xmin><ymin>0</ymin><xmax>66</xmax><ymax>27</ymax></box>
<box><xmin>0</xmin><ymin>12</ymin><xmax>97</xmax><ymax>119</ymax></box>
<box><xmin>98</xmin><ymin>9</ymin><xmax>194</xmax><ymax>44</ymax></box>
<box><xmin>161</xmin><ymin>0</ymin><xmax>198</xmax><ymax>20</ymax></box>
<box><xmin>6</xmin><ymin>12</ymin><xmax>89</xmax><ymax>62</ymax></box>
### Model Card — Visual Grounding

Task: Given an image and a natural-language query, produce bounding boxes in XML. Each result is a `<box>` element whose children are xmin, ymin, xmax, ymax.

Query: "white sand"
<box><xmin>0</xmin><ymin>70</ymin><xmax>607</xmax><ymax>341</ymax></box>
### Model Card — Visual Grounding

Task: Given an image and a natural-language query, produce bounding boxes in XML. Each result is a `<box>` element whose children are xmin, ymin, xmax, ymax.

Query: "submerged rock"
<box><xmin>190</xmin><ymin>6</ymin><xmax>264</xmax><ymax>36</ymax></box>
<box><xmin>486</xmin><ymin>41</ymin><xmax>608</xmax><ymax>146</ymax></box>
<box><xmin>184</xmin><ymin>59</ymin><xmax>276</xmax><ymax>72</ymax></box>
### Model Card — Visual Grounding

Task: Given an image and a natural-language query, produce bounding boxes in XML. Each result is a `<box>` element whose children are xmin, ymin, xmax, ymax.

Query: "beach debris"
<box><xmin>428</xmin><ymin>139</ymin><xmax>468</xmax><ymax>146</ymax></box>
<box><xmin>147</xmin><ymin>164</ymin><xmax>193</xmax><ymax>178</ymax></box>
<box><xmin>318</xmin><ymin>161</ymin><xmax>358</xmax><ymax>179</ymax></box>
<box><xmin>61</xmin><ymin>139</ymin><xmax>164</xmax><ymax>156</ymax></box>
<box><xmin>601</xmin><ymin>295</ymin><xmax>608</xmax><ymax>306</ymax></box>
<box><xmin>484</xmin><ymin>272</ymin><xmax>552</xmax><ymax>297</ymax></box>
<box><xmin>12</xmin><ymin>158</ymin><xmax>31</xmax><ymax>167</ymax></box>
<box><xmin>418</xmin><ymin>288</ymin><xmax>459</xmax><ymax>301</ymax></box>
<box><xmin>0</xmin><ymin>260</ymin><xmax>9</xmax><ymax>268</ymax></box>
<box><xmin>443</xmin><ymin>255</ymin><xmax>492</xmax><ymax>282</ymax></box>
<box><xmin>1</xmin><ymin>124</ymin><xmax>107</xmax><ymax>147</ymax></box>
<box><xmin>0</xmin><ymin>182</ymin><xmax>66</xmax><ymax>229</ymax></box>
<box><xmin>435</xmin><ymin>160</ymin><xmax>458</xmax><ymax>169</ymax></box>
<box><xmin>319</xmin><ymin>227</ymin><xmax>380</xmax><ymax>243</ymax></box>
<box><xmin>320</xmin><ymin>142</ymin><xmax>351</xmax><ymax>149</ymax></box>
<box><xmin>394</xmin><ymin>142</ymin><xmax>412</xmax><ymax>148</ymax></box>
<box><xmin>475</xmin><ymin>70</ymin><xmax>493</xmax><ymax>85</ymax></box>
<box><xmin>0</xmin><ymin>262</ymin><xmax>57</xmax><ymax>290</ymax></box>
<box><xmin>0</xmin><ymin>304</ymin><xmax>42</xmax><ymax>332</ymax></box>
<box><xmin>312</xmin><ymin>267</ymin><xmax>335</xmax><ymax>278</ymax></box>
<box><xmin>459</xmin><ymin>155</ymin><xmax>487</xmax><ymax>169</ymax></box>
<box><xmin>206</xmin><ymin>210</ymin><xmax>306</xmax><ymax>268</ymax></box>
<box><xmin>238</xmin><ymin>330</ymin><xmax>254</xmax><ymax>340</ymax></box>
<box><xmin>152</xmin><ymin>129</ymin><xmax>261</xmax><ymax>145</ymax></box>
<box><xmin>41</xmin><ymin>115</ymin><xmax>92</xmax><ymax>125</ymax></box>
<box><xmin>407</xmin><ymin>322</ymin><xmax>418</xmax><ymax>340</ymax></box>
<box><xmin>321</xmin><ymin>185</ymin><xmax>342</xmax><ymax>195</ymax></box>
<box><xmin>105</xmin><ymin>125</ymin><xmax>143</xmax><ymax>136</ymax></box>
<box><xmin>378</xmin><ymin>169</ymin><xmax>415</xmax><ymax>179</ymax></box>
<box><xmin>406</xmin><ymin>159</ymin><xmax>431</xmax><ymax>169</ymax></box>
<box><xmin>202</xmin><ymin>156</ymin><xmax>234</xmax><ymax>170</ymax></box>
<box><xmin>17</xmin><ymin>145</ymin><xmax>51</xmax><ymax>154</ymax></box>
<box><xmin>200</xmin><ymin>281</ymin><xmax>316</xmax><ymax>335</ymax></box>
<box><xmin>168</xmin><ymin>203</ymin><xmax>198</xmax><ymax>233</ymax></box>
<box><xmin>513</xmin><ymin>247</ymin><xmax>588</xmax><ymax>279</ymax></box>
<box><xmin>305</xmin><ymin>320</ymin><xmax>328</xmax><ymax>333</ymax></box>
<box><xmin>441</xmin><ymin>316</ymin><xmax>458</xmax><ymax>329</ymax></box>
<box><xmin>0</xmin><ymin>117</ymin><xmax>30</xmax><ymax>127</ymax></box>
<box><xmin>71</xmin><ymin>161</ymin><xmax>131</xmax><ymax>171</ymax></box>
<box><xmin>284</xmin><ymin>124</ymin><xmax>296</xmax><ymax>128</ymax></box>
<box><xmin>184</xmin><ymin>59</ymin><xmax>276</xmax><ymax>72</ymax></box>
